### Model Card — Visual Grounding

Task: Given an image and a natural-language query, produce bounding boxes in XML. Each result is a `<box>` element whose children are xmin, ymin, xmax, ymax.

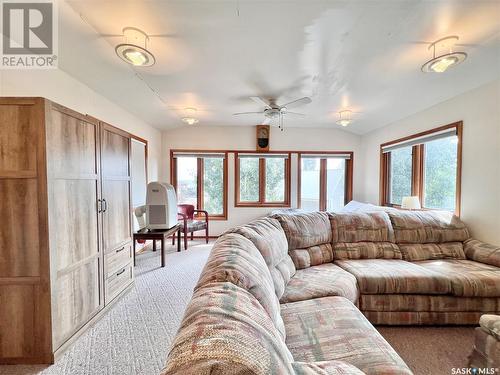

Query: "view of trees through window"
<box><xmin>389</xmin><ymin>146</ymin><xmax>412</xmax><ymax>205</ymax></box>
<box><xmin>176</xmin><ymin>157</ymin><xmax>198</xmax><ymax>207</ymax></box>
<box><xmin>203</xmin><ymin>157</ymin><xmax>224</xmax><ymax>215</ymax></box>
<box><xmin>424</xmin><ymin>137</ymin><xmax>458</xmax><ymax>211</ymax></box>
<box><xmin>300</xmin><ymin>158</ymin><xmax>320</xmax><ymax>211</ymax></box>
<box><xmin>326</xmin><ymin>158</ymin><xmax>346</xmax><ymax>211</ymax></box>
<box><xmin>239</xmin><ymin>157</ymin><xmax>260</xmax><ymax>202</ymax></box>
<box><xmin>265</xmin><ymin>158</ymin><xmax>285</xmax><ymax>202</ymax></box>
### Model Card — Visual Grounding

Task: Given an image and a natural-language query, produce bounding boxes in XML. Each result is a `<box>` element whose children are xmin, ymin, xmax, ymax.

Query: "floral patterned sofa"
<box><xmin>162</xmin><ymin>210</ymin><xmax>500</xmax><ymax>375</ymax></box>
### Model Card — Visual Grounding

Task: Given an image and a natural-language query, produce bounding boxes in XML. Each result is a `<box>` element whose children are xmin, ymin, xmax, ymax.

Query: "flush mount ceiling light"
<box><xmin>181</xmin><ymin>108</ymin><xmax>199</xmax><ymax>125</ymax></box>
<box><xmin>421</xmin><ymin>36</ymin><xmax>467</xmax><ymax>73</ymax></box>
<box><xmin>115</xmin><ymin>27</ymin><xmax>155</xmax><ymax>67</ymax></box>
<box><xmin>336</xmin><ymin>110</ymin><xmax>353</xmax><ymax>127</ymax></box>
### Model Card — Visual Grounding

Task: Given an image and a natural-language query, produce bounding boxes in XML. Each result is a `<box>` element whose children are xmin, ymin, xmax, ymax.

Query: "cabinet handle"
<box><xmin>102</xmin><ymin>199</ymin><xmax>107</xmax><ymax>212</ymax></box>
<box><xmin>116</xmin><ymin>268</ymin><xmax>126</xmax><ymax>276</ymax></box>
<box><xmin>116</xmin><ymin>246</ymin><xmax>125</xmax><ymax>253</ymax></box>
<box><xmin>97</xmin><ymin>199</ymin><xmax>102</xmax><ymax>213</ymax></box>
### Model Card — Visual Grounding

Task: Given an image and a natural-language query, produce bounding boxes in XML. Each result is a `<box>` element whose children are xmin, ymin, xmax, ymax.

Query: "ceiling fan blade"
<box><xmin>284</xmin><ymin>111</ymin><xmax>306</xmax><ymax>117</ymax></box>
<box><xmin>233</xmin><ymin>111</ymin><xmax>263</xmax><ymax>116</ymax></box>
<box><xmin>280</xmin><ymin>97</ymin><xmax>312</xmax><ymax>109</ymax></box>
<box><xmin>250</xmin><ymin>96</ymin><xmax>272</xmax><ymax>109</ymax></box>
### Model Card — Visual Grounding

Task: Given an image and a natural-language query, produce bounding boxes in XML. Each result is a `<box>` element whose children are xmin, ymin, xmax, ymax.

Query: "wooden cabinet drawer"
<box><xmin>105</xmin><ymin>262</ymin><xmax>133</xmax><ymax>304</ymax></box>
<box><xmin>105</xmin><ymin>242</ymin><xmax>132</xmax><ymax>278</ymax></box>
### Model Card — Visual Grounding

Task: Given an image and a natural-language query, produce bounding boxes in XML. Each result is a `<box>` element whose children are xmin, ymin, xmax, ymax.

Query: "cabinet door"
<box><xmin>100</xmin><ymin>123</ymin><xmax>132</xmax><ymax>253</ymax></box>
<box><xmin>46</xmin><ymin>104</ymin><xmax>103</xmax><ymax>350</ymax></box>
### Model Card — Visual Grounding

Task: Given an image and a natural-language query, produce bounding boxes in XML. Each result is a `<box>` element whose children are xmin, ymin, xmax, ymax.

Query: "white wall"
<box><xmin>162</xmin><ymin>125</ymin><xmax>363</xmax><ymax>235</ymax></box>
<box><xmin>0</xmin><ymin>68</ymin><xmax>162</xmax><ymax>182</ymax></box>
<box><xmin>359</xmin><ymin>80</ymin><xmax>500</xmax><ymax>245</ymax></box>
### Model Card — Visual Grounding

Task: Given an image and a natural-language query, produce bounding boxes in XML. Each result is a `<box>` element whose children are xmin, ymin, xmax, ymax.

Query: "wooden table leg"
<box><xmin>153</xmin><ymin>239</ymin><xmax>156</xmax><ymax>252</ymax></box>
<box><xmin>133</xmin><ymin>239</ymin><xmax>136</xmax><ymax>266</ymax></box>
<box><xmin>177</xmin><ymin>228</ymin><xmax>181</xmax><ymax>252</ymax></box>
<box><xmin>161</xmin><ymin>236</ymin><xmax>165</xmax><ymax>267</ymax></box>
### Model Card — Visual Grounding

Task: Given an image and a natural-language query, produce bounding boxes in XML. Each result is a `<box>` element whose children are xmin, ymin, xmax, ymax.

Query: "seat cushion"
<box><xmin>415</xmin><ymin>260</ymin><xmax>500</xmax><ymax>297</ymax></box>
<box><xmin>281</xmin><ymin>297</ymin><xmax>412</xmax><ymax>374</ymax></box>
<box><xmin>399</xmin><ymin>242</ymin><xmax>465</xmax><ymax>261</ymax></box>
<box><xmin>330</xmin><ymin>211</ymin><xmax>395</xmax><ymax>243</ymax></box>
<box><xmin>225</xmin><ymin>217</ymin><xmax>296</xmax><ymax>298</ymax></box>
<box><xmin>185</xmin><ymin>219</ymin><xmax>207</xmax><ymax>232</ymax></box>
<box><xmin>163</xmin><ymin>282</ymin><xmax>294</xmax><ymax>375</ymax></box>
<box><xmin>196</xmin><ymin>233</ymin><xmax>286</xmax><ymax>339</ymax></box>
<box><xmin>387</xmin><ymin>210</ymin><xmax>470</xmax><ymax>244</ymax></box>
<box><xmin>464</xmin><ymin>239</ymin><xmax>500</xmax><ymax>268</ymax></box>
<box><xmin>333</xmin><ymin>242</ymin><xmax>402</xmax><ymax>260</ymax></box>
<box><xmin>335</xmin><ymin>259</ymin><xmax>451</xmax><ymax>294</ymax></box>
<box><xmin>280</xmin><ymin>263</ymin><xmax>358</xmax><ymax>304</ymax></box>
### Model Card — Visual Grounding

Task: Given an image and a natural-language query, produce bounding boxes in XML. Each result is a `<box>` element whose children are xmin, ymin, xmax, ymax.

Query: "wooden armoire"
<box><xmin>0</xmin><ymin>97</ymin><xmax>134</xmax><ymax>364</ymax></box>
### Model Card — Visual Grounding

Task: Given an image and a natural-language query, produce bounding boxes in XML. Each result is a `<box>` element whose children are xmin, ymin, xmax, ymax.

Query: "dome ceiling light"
<box><xmin>421</xmin><ymin>36</ymin><xmax>467</xmax><ymax>73</ymax></box>
<box><xmin>336</xmin><ymin>110</ymin><xmax>353</xmax><ymax>127</ymax></box>
<box><xmin>115</xmin><ymin>27</ymin><xmax>156</xmax><ymax>67</ymax></box>
<box><xmin>181</xmin><ymin>108</ymin><xmax>199</xmax><ymax>125</ymax></box>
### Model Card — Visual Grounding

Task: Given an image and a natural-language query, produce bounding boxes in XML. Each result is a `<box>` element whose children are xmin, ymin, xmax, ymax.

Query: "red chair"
<box><xmin>173</xmin><ymin>204</ymin><xmax>209</xmax><ymax>250</ymax></box>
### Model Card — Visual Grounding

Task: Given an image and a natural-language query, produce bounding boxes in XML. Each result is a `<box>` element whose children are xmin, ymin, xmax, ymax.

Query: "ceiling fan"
<box><xmin>233</xmin><ymin>96</ymin><xmax>312</xmax><ymax>131</ymax></box>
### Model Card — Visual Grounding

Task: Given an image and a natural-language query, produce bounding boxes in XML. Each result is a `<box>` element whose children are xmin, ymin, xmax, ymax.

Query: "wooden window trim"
<box><xmin>297</xmin><ymin>151</ymin><xmax>354</xmax><ymax>211</ymax></box>
<box><xmin>379</xmin><ymin>121</ymin><xmax>462</xmax><ymax>216</ymax></box>
<box><xmin>234</xmin><ymin>152</ymin><xmax>291</xmax><ymax>208</ymax></box>
<box><xmin>170</xmin><ymin>150</ymin><xmax>228</xmax><ymax>220</ymax></box>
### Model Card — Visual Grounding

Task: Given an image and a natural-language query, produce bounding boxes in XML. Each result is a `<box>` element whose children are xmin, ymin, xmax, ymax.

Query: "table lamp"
<box><xmin>401</xmin><ymin>196</ymin><xmax>421</xmax><ymax>210</ymax></box>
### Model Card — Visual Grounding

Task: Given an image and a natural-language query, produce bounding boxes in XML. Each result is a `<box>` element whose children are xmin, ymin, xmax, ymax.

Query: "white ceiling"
<box><xmin>61</xmin><ymin>0</ymin><xmax>500</xmax><ymax>134</ymax></box>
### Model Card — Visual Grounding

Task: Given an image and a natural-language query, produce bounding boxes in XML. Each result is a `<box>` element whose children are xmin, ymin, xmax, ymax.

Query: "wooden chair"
<box><xmin>172</xmin><ymin>204</ymin><xmax>209</xmax><ymax>250</ymax></box>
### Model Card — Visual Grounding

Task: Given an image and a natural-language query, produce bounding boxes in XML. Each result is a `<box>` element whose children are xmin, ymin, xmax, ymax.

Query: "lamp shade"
<box><xmin>401</xmin><ymin>196</ymin><xmax>421</xmax><ymax>210</ymax></box>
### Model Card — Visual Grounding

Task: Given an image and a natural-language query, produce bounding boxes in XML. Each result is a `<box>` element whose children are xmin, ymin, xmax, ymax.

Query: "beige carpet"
<box><xmin>0</xmin><ymin>241</ymin><xmax>478</xmax><ymax>375</ymax></box>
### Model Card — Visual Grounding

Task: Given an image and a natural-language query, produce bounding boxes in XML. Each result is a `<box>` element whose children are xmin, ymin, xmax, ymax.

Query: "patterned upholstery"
<box><xmin>280</xmin><ymin>263</ymin><xmax>358</xmax><ymax>304</ymax></box>
<box><xmin>364</xmin><ymin>311</ymin><xmax>486</xmax><ymax>325</ymax></box>
<box><xmin>480</xmin><ymin>314</ymin><xmax>500</xmax><ymax>340</ymax></box>
<box><xmin>360</xmin><ymin>294</ymin><xmax>500</xmax><ymax>312</ymax></box>
<box><xmin>289</xmin><ymin>244</ymin><xmax>334</xmax><ymax>269</ymax></box>
<box><xmin>273</xmin><ymin>212</ymin><xmax>332</xmax><ymax>250</ymax></box>
<box><xmin>399</xmin><ymin>242</ymin><xmax>466</xmax><ymax>261</ymax></box>
<box><xmin>469</xmin><ymin>327</ymin><xmax>500</xmax><ymax>369</ymax></box>
<box><xmin>335</xmin><ymin>259</ymin><xmax>451</xmax><ymax>294</ymax></box>
<box><xmin>281</xmin><ymin>297</ymin><xmax>412</xmax><ymax>374</ymax></box>
<box><xmin>185</xmin><ymin>219</ymin><xmax>207</xmax><ymax>232</ymax></box>
<box><xmin>387</xmin><ymin>210</ymin><xmax>470</xmax><ymax>244</ymax></box>
<box><xmin>334</xmin><ymin>242</ymin><xmax>402</xmax><ymax>260</ymax></box>
<box><xmin>196</xmin><ymin>233</ymin><xmax>286</xmax><ymax>339</ymax></box>
<box><xmin>330</xmin><ymin>211</ymin><xmax>395</xmax><ymax>243</ymax></box>
<box><xmin>465</xmin><ymin>239</ymin><xmax>500</xmax><ymax>268</ymax></box>
<box><xmin>415</xmin><ymin>260</ymin><xmax>500</xmax><ymax>297</ymax></box>
<box><xmin>225</xmin><ymin>217</ymin><xmax>296</xmax><ymax>298</ymax></box>
<box><xmin>291</xmin><ymin>361</ymin><xmax>365</xmax><ymax>374</ymax></box>
<box><xmin>162</xmin><ymin>282</ymin><xmax>294</xmax><ymax>375</ymax></box>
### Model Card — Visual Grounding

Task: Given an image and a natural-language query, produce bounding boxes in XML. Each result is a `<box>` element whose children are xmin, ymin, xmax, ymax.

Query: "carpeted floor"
<box><xmin>0</xmin><ymin>241</ymin><xmax>478</xmax><ymax>375</ymax></box>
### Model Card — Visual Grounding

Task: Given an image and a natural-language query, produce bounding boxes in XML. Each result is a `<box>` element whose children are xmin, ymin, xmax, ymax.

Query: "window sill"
<box><xmin>235</xmin><ymin>202</ymin><xmax>291</xmax><ymax>208</ymax></box>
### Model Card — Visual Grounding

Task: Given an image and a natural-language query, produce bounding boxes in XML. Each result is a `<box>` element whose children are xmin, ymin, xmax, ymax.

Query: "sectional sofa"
<box><xmin>162</xmin><ymin>209</ymin><xmax>500</xmax><ymax>374</ymax></box>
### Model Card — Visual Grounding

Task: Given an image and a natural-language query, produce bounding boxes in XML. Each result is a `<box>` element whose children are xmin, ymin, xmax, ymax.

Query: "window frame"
<box><xmin>170</xmin><ymin>150</ymin><xmax>228</xmax><ymax>220</ymax></box>
<box><xmin>297</xmin><ymin>151</ymin><xmax>354</xmax><ymax>211</ymax></box>
<box><xmin>379</xmin><ymin>121</ymin><xmax>463</xmax><ymax>215</ymax></box>
<box><xmin>234</xmin><ymin>152</ymin><xmax>291</xmax><ymax>208</ymax></box>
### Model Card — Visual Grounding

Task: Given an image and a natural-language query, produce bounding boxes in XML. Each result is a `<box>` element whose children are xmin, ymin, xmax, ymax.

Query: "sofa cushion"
<box><xmin>399</xmin><ymin>242</ymin><xmax>466</xmax><ymax>261</ymax></box>
<box><xmin>280</xmin><ymin>263</ymin><xmax>358</xmax><ymax>304</ymax></box>
<box><xmin>464</xmin><ymin>239</ymin><xmax>500</xmax><ymax>268</ymax></box>
<box><xmin>291</xmin><ymin>360</ymin><xmax>365</xmax><ymax>374</ymax></box>
<box><xmin>274</xmin><ymin>211</ymin><xmax>332</xmax><ymax>250</ymax></box>
<box><xmin>162</xmin><ymin>282</ymin><xmax>294</xmax><ymax>375</ymax></box>
<box><xmin>415</xmin><ymin>260</ymin><xmax>500</xmax><ymax>297</ymax></box>
<box><xmin>479</xmin><ymin>315</ymin><xmax>500</xmax><ymax>340</ymax></box>
<box><xmin>225</xmin><ymin>217</ymin><xmax>296</xmax><ymax>298</ymax></box>
<box><xmin>330</xmin><ymin>211</ymin><xmax>395</xmax><ymax>243</ymax></box>
<box><xmin>196</xmin><ymin>233</ymin><xmax>286</xmax><ymax>339</ymax></box>
<box><xmin>387</xmin><ymin>210</ymin><xmax>470</xmax><ymax>244</ymax></box>
<box><xmin>360</xmin><ymin>294</ymin><xmax>500</xmax><ymax>312</ymax></box>
<box><xmin>289</xmin><ymin>243</ymin><xmax>334</xmax><ymax>269</ymax></box>
<box><xmin>335</xmin><ymin>259</ymin><xmax>451</xmax><ymax>294</ymax></box>
<box><xmin>281</xmin><ymin>296</ymin><xmax>412</xmax><ymax>375</ymax></box>
<box><xmin>333</xmin><ymin>242</ymin><xmax>402</xmax><ymax>260</ymax></box>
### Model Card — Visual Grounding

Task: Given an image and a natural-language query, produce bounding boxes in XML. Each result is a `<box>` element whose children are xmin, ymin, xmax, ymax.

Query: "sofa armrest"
<box><xmin>292</xmin><ymin>361</ymin><xmax>366</xmax><ymax>374</ymax></box>
<box><xmin>464</xmin><ymin>239</ymin><xmax>500</xmax><ymax>268</ymax></box>
<box><xmin>479</xmin><ymin>314</ymin><xmax>500</xmax><ymax>340</ymax></box>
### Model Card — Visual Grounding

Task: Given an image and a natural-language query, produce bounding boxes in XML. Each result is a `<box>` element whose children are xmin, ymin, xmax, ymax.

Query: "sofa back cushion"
<box><xmin>273</xmin><ymin>212</ymin><xmax>333</xmax><ymax>269</ymax></box>
<box><xmin>225</xmin><ymin>217</ymin><xmax>296</xmax><ymax>298</ymax></box>
<box><xmin>330</xmin><ymin>211</ymin><xmax>402</xmax><ymax>260</ymax></box>
<box><xmin>162</xmin><ymin>282</ymin><xmax>294</xmax><ymax>375</ymax></box>
<box><xmin>399</xmin><ymin>242</ymin><xmax>466</xmax><ymax>261</ymax></box>
<box><xmin>388</xmin><ymin>210</ymin><xmax>470</xmax><ymax>244</ymax></box>
<box><xmin>196</xmin><ymin>233</ymin><xmax>286</xmax><ymax>339</ymax></box>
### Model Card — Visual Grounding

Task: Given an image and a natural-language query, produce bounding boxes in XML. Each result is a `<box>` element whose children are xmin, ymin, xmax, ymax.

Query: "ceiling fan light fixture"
<box><xmin>181</xmin><ymin>108</ymin><xmax>199</xmax><ymax>125</ymax></box>
<box><xmin>115</xmin><ymin>27</ymin><xmax>155</xmax><ymax>67</ymax></box>
<box><xmin>336</xmin><ymin>110</ymin><xmax>353</xmax><ymax>127</ymax></box>
<box><xmin>421</xmin><ymin>36</ymin><xmax>467</xmax><ymax>73</ymax></box>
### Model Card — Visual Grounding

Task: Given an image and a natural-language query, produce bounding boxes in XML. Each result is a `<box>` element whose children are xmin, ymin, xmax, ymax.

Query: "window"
<box><xmin>235</xmin><ymin>153</ymin><xmax>290</xmax><ymax>207</ymax></box>
<box><xmin>299</xmin><ymin>153</ymin><xmax>353</xmax><ymax>212</ymax></box>
<box><xmin>380</xmin><ymin>122</ymin><xmax>462</xmax><ymax>214</ymax></box>
<box><xmin>171</xmin><ymin>151</ymin><xmax>228</xmax><ymax>219</ymax></box>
